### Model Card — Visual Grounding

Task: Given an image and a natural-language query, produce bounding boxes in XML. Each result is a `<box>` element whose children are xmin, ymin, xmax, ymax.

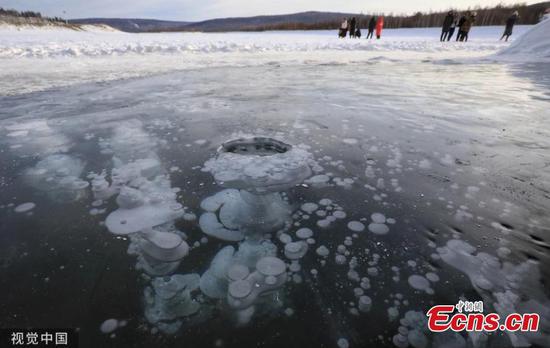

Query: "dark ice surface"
<box><xmin>0</xmin><ymin>60</ymin><xmax>549</xmax><ymax>348</ymax></box>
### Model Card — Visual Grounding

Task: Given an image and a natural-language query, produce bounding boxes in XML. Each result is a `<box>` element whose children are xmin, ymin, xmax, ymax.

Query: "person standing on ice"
<box><xmin>458</xmin><ymin>11</ymin><xmax>476</xmax><ymax>42</ymax></box>
<box><xmin>440</xmin><ymin>11</ymin><xmax>455</xmax><ymax>42</ymax></box>
<box><xmin>500</xmin><ymin>11</ymin><xmax>519</xmax><ymax>42</ymax></box>
<box><xmin>349</xmin><ymin>17</ymin><xmax>357</xmax><ymax>38</ymax></box>
<box><xmin>339</xmin><ymin>18</ymin><xmax>348</xmax><ymax>38</ymax></box>
<box><xmin>376</xmin><ymin>16</ymin><xmax>384</xmax><ymax>39</ymax></box>
<box><xmin>448</xmin><ymin>18</ymin><xmax>457</xmax><ymax>41</ymax></box>
<box><xmin>367</xmin><ymin>16</ymin><xmax>376</xmax><ymax>39</ymax></box>
<box><xmin>456</xmin><ymin>13</ymin><xmax>466</xmax><ymax>41</ymax></box>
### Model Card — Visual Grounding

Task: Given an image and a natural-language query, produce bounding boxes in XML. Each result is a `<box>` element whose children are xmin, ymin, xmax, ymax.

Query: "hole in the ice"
<box><xmin>451</xmin><ymin>226</ymin><xmax>464</xmax><ymax>234</ymax></box>
<box><xmin>530</xmin><ymin>234</ymin><xmax>544</xmax><ymax>242</ymax></box>
<box><xmin>427</xmin><ymin>261</ymin><xmax>442</xmax><ymax>270</ymax></box>
<box><xmin>220</xmin><ymin>137</ymin><xmax>291</xmax><ymax>157</ymax></box>
<box><xmin>424</xmin><ymin>227</ymin><xmax>438</xmax><ymax>237</ymax></box>
<box><xmin>500</xmin><ymin>222</ymin><xmax>514</xmax><ymax>230</ymax></box>
<box><xmin>529</xmin><ymin>235</ymin><xmax>550</xmax><ymax>249</ymax></box>
<box><xmin>522</xmin><ymin>252</ymin><xmax>540</xmax><ymax>261</ymax></box>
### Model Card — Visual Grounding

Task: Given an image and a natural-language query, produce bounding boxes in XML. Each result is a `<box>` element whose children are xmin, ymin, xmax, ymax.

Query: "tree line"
<box><xmin>0</xmin><ymin>7</ymin><xmax>66</xmax><ymax>23</ymax></box>
<box><xmin>218</xmin><ymin>2</ymin><xmax>550</xmax><ymax>32</ymax></box>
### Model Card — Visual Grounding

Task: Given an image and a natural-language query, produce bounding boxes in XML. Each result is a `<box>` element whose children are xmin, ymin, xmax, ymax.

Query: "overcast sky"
<box><xmin>0</xmin><ymin>0</ymin><xmax>540</xmax><ymax>21</ymax></box>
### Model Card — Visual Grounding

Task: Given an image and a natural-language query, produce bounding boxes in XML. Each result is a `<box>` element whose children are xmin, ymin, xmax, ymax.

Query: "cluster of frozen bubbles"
<box><xmin>83</xmin><ymin>135</ymin><xmax>402</xmax><ymax>344</ymax></box>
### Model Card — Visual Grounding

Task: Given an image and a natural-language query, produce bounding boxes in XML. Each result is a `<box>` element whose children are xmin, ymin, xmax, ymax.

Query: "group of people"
<box><xmin>339</xmin><ymin>9</ymin><xmax>531</xmax><ymax>43</ymax></box>
<box><xmin>441</xmin><ymin>10</ymin><xmax>520</xmax><ymax>42</ymax></box>
<box><xmin>339</xmin><ymin>16</ymin><xmax>385</xmax><ymax>39</ymax></box>
<box><xmin>440</xmin><ymin>11</ymin><xmax>478</xmax><ymax>42</ymax></box>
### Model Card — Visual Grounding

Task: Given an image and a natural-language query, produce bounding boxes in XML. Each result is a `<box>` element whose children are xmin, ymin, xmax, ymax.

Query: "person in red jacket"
<box><xmin>376</xmin><ymin>16</ymin><xmax>384</xmax><ymax>39</ymax></box>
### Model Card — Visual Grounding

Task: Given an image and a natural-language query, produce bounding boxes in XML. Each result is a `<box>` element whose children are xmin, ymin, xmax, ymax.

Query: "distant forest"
<box><xmin>244</xmin><ymin>2</ymin><xmax>550</xmax><ymax>31</ymax></box>
<box><xmin>0</xmin><ymin>7</ymin><xmax>66</xmax><ymax>23</ymax></box>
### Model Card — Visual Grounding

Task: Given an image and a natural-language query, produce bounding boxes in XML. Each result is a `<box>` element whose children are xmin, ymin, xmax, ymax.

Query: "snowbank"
<box><xmin>0</xmin><ymin>26</ymin><xmax>528</xmax><ymax>59</ymax></box>
<box><xmin>497</xmin><ymin>18</ymin><xmax>550</xmax><ymax>62</ymax></box>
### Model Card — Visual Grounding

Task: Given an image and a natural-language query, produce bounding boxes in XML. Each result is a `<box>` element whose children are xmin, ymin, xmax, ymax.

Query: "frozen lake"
<box><xmin>0</xmin><ymin>25</ymin><xmax>549</xmax><ymax>348</ymax></box>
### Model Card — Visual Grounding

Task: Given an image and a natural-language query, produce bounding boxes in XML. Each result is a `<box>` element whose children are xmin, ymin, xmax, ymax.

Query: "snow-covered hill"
<box><xmin>497</xmin><ymin>18</ymin><xmax>550</xmax><ymax>61</ymax></box>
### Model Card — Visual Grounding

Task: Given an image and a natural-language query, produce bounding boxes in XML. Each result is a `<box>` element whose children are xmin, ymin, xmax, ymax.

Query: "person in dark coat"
<box><xmin>355</xmin><ymin>27</ymin><xmax>362</xmax><ymax>38</ymax></box>
<box><xmin>456</xmin><ymin>14</ymin><xmax>466</xmax><ymax>41</ymax></box>
<box><xmin>448</xmin><ymin>19</ymin><xmax>457</xmax><ymax>41</ymax></box>
<box><xmin>441</xmin><ymin>11</ymin><xmax>455</xmax><ymax>41</ymax></box>
<box><xmin>500</xmin><ymin>11</ymin><xmax>519</xmax><ymax>41</ymax></box>
<box><xmin>458</xmin><ymin>11</ymin><xmax>475</xmax><ymax>42</ymax></box>
<box><xmin>349</xmin><ymin>17</ymin><xmax>357</xmax><ymax>38</ymax></box>
<box><xmin>367</xmin><ymin>16</ymin><xmax>376</xmax><ymax>39</ymax></box>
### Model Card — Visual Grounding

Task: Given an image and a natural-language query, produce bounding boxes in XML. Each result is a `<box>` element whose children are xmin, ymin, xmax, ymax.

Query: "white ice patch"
<box><xmin>371</xmin><ymin>213</ymin><xmax>386</xmax><ymax>224</ymax></box>
<box><xmin>407</xmin><ymin>275</ymin><xmax>433</xmax><ymax>294</ymax></box>
<box><xmin>300</xmin><ymin>202</ymin><xmax>319</xmax><ymax>214</ymax></box>
<box><xmin>368</xmin><ymin>223</ymin><xmax>390</xmax><ymax>235</ymax></box>
<box><xmin>14</xmin><ymin>202</ymin><xmax>35</xmax><ymax>213</ymax></box>
<box><xmin>440</xmin><ymin>154</ymin><xmax>454</xmax><ymax>166</ymax></box>
<box><xmin>4</xmin><ymin>119</ymin><xmax>71</xmax><ymax>155</ymax></box>
<box><xmin>342</xmin><ymin>138</ymin><xmax>358</xmax><ymax>145</ymax></box>
<box><xmin>100</xmin><ymin>318</ymin><xmax>119</xmax><ymax>334</ymax></box>
<box><xmin>347</xmin><ymin>221</ymin><xmax>365</xmax><ymax>232</ymax></box>
<box><xmin>418</xmin><ymin>159</ymin><xmax>432</xmax><ymax>169</ymax></box>
<box><xmin>296</xmin><ymin>228</ymin><xmax>313</xmax><ymax>239</ymax></box>
<box><xmin>305</xmin><ymin>174</ymin><xmax>330</xmax><ymax>186</ymax></box>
